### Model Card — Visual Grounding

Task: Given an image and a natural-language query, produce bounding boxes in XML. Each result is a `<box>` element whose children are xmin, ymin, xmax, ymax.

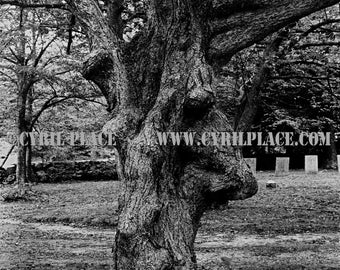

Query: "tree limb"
<box><xmin>66</xmin><ymin>0</ymin><xmax>129</xmax><ymax>114</ymax></box>
<box><xmin>33</xmin><ymin>35</ymin><xmax>58</xmax><ymax>67</ymax></box>
<box><xmin>301</xmin><ymin>18</ymin><xmax>340</xmax><ymax>37</ymax></box>
<box><xmin>208</xmin><ymin>0</ymin><xmax>340</xmax><ymax>64</ymax></box>
<box><xmin>0</xmin><ymin>0</ymin><xmax>66</xmax><ymax>9</ymax></box>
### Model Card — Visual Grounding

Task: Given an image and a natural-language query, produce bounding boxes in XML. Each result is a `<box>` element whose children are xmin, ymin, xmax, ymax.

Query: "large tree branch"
<box><xmin>66</xmin><ymin>0</ymin><xmax>118</xmax><ymax>49</ymax></box>
<box><xmin>208</xmin><ymin>0</ymin><xmax>340</xmax><ymax>64</ymax></box>
<box><xmin>0</xmin><ymin>0</ymin><xmax>66</xmax><ymax>9</ymax></box>
<box><xmin>66</xmin><ymin>0</ymin><xmax>130</xmax><ymax>115</ymax></box>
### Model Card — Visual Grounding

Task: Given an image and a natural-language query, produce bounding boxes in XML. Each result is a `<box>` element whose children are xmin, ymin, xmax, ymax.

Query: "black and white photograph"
<box><xmin>0</xmin><ymin>0</ymin><xmax>339</xmax><ymax>269</ymax></box>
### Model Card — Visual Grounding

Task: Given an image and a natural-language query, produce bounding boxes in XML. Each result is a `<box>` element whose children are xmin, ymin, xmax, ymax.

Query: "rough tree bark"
<box><xmin>16</xmin><ymin>71</ymin><xmax>27</xmax><ymax>187</ymax></box>
<box><xmin>16</xmin><ymin>69</ymin><xmax>35</xmax><ymax>187</ymax></box>
<box><xmin>13</xmin><ymin>7</ymin><xmax>40</xmax><ymax>186</ymax></box>
<box><xmin>68</xmin><ymin>0</ymin><xmax>340</xmax><ymax>269</ymax></box>
<box><xmin>16</xmin><ymin>7</ymin><xmax>30</xmax><ymax>188</ymax></box>
<box><xmin>25</xmin><ymin>87</ymin><xmax>33</xmax><ymax>181</ymax></box>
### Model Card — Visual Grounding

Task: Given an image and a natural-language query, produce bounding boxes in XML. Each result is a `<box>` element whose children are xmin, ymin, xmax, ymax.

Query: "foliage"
<box><xmin>0</xmin><ymin>4</ymin><xmax>110</xmax><ymax>161</ymax></box>
<box><xmin>219</xmin><ymin>5</ymin><xmax>340</xmax><ymax>158</ymax></box>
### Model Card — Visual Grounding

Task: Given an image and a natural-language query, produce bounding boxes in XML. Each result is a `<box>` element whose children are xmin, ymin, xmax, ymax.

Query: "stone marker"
<box><xmin>275</xmin><ymin>157</ymin><xmax>289</xmax><ymax>176</ymax></box>
<box><xmin>305</xmin><ymin>155</ymin><xmax>318</xmax><ymax>174</ymax></box>
<box><xmin>244</xmin><ymin>158</ymin><xmax>257</xmax><ymax>176</ymax></box>
<box><xmin>337</xmin><ymin>155</ymin><xmax>340</xmax><ymax>173</ymax></box>
<box><xmin>266</xmin><ymin>180</ymin><xmax>278</xmax><ymax>188</ymax></box>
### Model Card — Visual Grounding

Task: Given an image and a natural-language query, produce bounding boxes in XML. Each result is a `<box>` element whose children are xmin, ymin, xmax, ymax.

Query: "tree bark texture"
<box><xmin>68</xmin><ymin>0</ymin><xmax>340</xmax><ymax>269</ymax></box>
<box><xmin>25</xmin><ymin>88</ymin><xmax>33</xmax><ymax>181</ymax></box>
<box><xmin>16</xmin><ymin>70</ymin><xmax>34</xmax><ymax>186</ymax></box>
<box><xmin>16</xmin><ymin>84</ymin><xmax>27</xmax><ymax>187</ymax></box>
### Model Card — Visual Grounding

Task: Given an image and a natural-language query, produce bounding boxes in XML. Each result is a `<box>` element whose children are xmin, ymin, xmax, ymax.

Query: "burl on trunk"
<box><xmin>69</xmin><ymin>0</ymin><xmax>340</xmax><ymax>269</ymax></box>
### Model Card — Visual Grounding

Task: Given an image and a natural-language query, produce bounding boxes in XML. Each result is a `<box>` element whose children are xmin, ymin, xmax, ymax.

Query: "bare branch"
<box><xmin>8</xmin><ymin>47</ymin><xmax>20</xmax><ymax>63</ymax></box>
<box><xmin>30</xmin><ymin>94</ymin><xmax>106</xmax><ymax>129</ymax></box>
<box><xmin>30</xmin><ymin>96</ymin><xmax>69</xmax><ymax>128</ymax></box>
<box><xmin>33</xmin><ymin>35</ymin><xmax>58</xmax><ymax>67</ymax></box>
<box><xmin>302</xmin><ymin>18</ymin><xmax>340</xmax><ymax>37</ymax></box>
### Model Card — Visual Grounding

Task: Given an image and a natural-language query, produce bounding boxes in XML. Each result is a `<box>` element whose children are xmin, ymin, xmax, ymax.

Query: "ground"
<box><xmin>0</xmin><ymin>171</ymin><xmax>339</xmax><ymax>270</ymax></box>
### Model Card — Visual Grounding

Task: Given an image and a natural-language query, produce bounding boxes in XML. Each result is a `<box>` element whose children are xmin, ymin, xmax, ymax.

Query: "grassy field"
<box><xmin>198</xmin><ymin>171</ymin><xmax>340</xmax><ymax>269</ymax></box>
<box><xmin>0</xmin><ymin>171</ymin><xmax>339</xmax><ymax>269</ymax></box>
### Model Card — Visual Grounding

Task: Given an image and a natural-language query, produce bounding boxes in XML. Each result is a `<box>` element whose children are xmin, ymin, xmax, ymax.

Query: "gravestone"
<box><xmin>244</xmin><ymin>158</ymin><xmax>257</xmax><ymax>176</ymax></box>
<box><xmin>305</xmin><ymin>155</ymin><xmax>318</xmax><ymax>174</ymax></box>
<box><xmin>275</xmin><ymin>157</ymin><xmax>289</xmax><ymax>176</ymax></box>
<box><xmin>337</xmin><ymin>155</ymin><xmax>340</xmax><ymax>173</ymax></box>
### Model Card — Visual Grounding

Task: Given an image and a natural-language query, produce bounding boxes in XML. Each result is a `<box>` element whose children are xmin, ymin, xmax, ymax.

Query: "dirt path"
<box><xmin>1</xmin><ymin>215</ymin><xmax>339</xmax><ymax>269</ymax></box>
<box><xmin>0</xmin><ymin>217</ymin><xmax>115</xmax><ymax>270</ymax></box>
<box><xmin>196</xmin><ymin>232</ymin><xmax>340</xmax><ymax>269</ymax></box>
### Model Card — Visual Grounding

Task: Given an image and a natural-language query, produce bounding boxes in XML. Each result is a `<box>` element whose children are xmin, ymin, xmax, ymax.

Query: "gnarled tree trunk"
<box><xmin>68</xmin><ymin>0</ymin><xmax>340</xmax><ymax>269</ymax></box>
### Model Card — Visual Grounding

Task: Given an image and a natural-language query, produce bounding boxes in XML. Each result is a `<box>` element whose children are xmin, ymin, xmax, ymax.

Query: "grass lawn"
<box><xmin>0</xmin><ymin>171</ymin><xmax>339</xmax><ymax>269</ymax></box>
<box><xmin>197</xmin><ymin>171</ymin><xmax>340</xmax><ymax>269</ymax></box>
<box><xmin>1</xmin><ymin>181</ymin><xmax>121</xmax><ymax>227</ymax></box>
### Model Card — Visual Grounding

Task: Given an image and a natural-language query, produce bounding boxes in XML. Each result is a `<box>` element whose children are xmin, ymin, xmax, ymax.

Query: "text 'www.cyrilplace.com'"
<box><xmin>155</xmin><ymin>132</ymin><xmax>331</xmax><ymax>147</ymax></box>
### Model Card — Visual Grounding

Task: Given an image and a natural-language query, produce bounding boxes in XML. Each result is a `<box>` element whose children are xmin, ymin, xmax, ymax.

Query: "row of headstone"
<box><xmin>245</xmin><ymin>155</ymin><xmax>340</xmax><ymax>176</ymax></box>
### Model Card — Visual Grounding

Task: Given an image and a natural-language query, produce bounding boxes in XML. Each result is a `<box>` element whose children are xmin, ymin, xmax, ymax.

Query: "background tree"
<box><xmin>225</xmin><ymin>5</ymin><xmax>340</xmax><ymax>168</ymax></box>
<box><xmin>264</xmin><ymin>7</ymin><xmax>340</xmax><ymax>168</ymax></box>
<box><xmin>0</xmin><ymin>2</ymin><xmax>108</xmax><ymax>186</ymax></box>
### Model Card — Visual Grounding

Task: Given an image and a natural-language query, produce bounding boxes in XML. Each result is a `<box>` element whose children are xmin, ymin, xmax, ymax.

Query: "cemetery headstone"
<box><xmin>305</xmin><ymin>155</ymin><xmax>318</xmax><ymax>174</ymax></box>
<box><xmin>275</xmin><ymin>157</ymin><xmax>289</xmax><ymax>176</ymax></box>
